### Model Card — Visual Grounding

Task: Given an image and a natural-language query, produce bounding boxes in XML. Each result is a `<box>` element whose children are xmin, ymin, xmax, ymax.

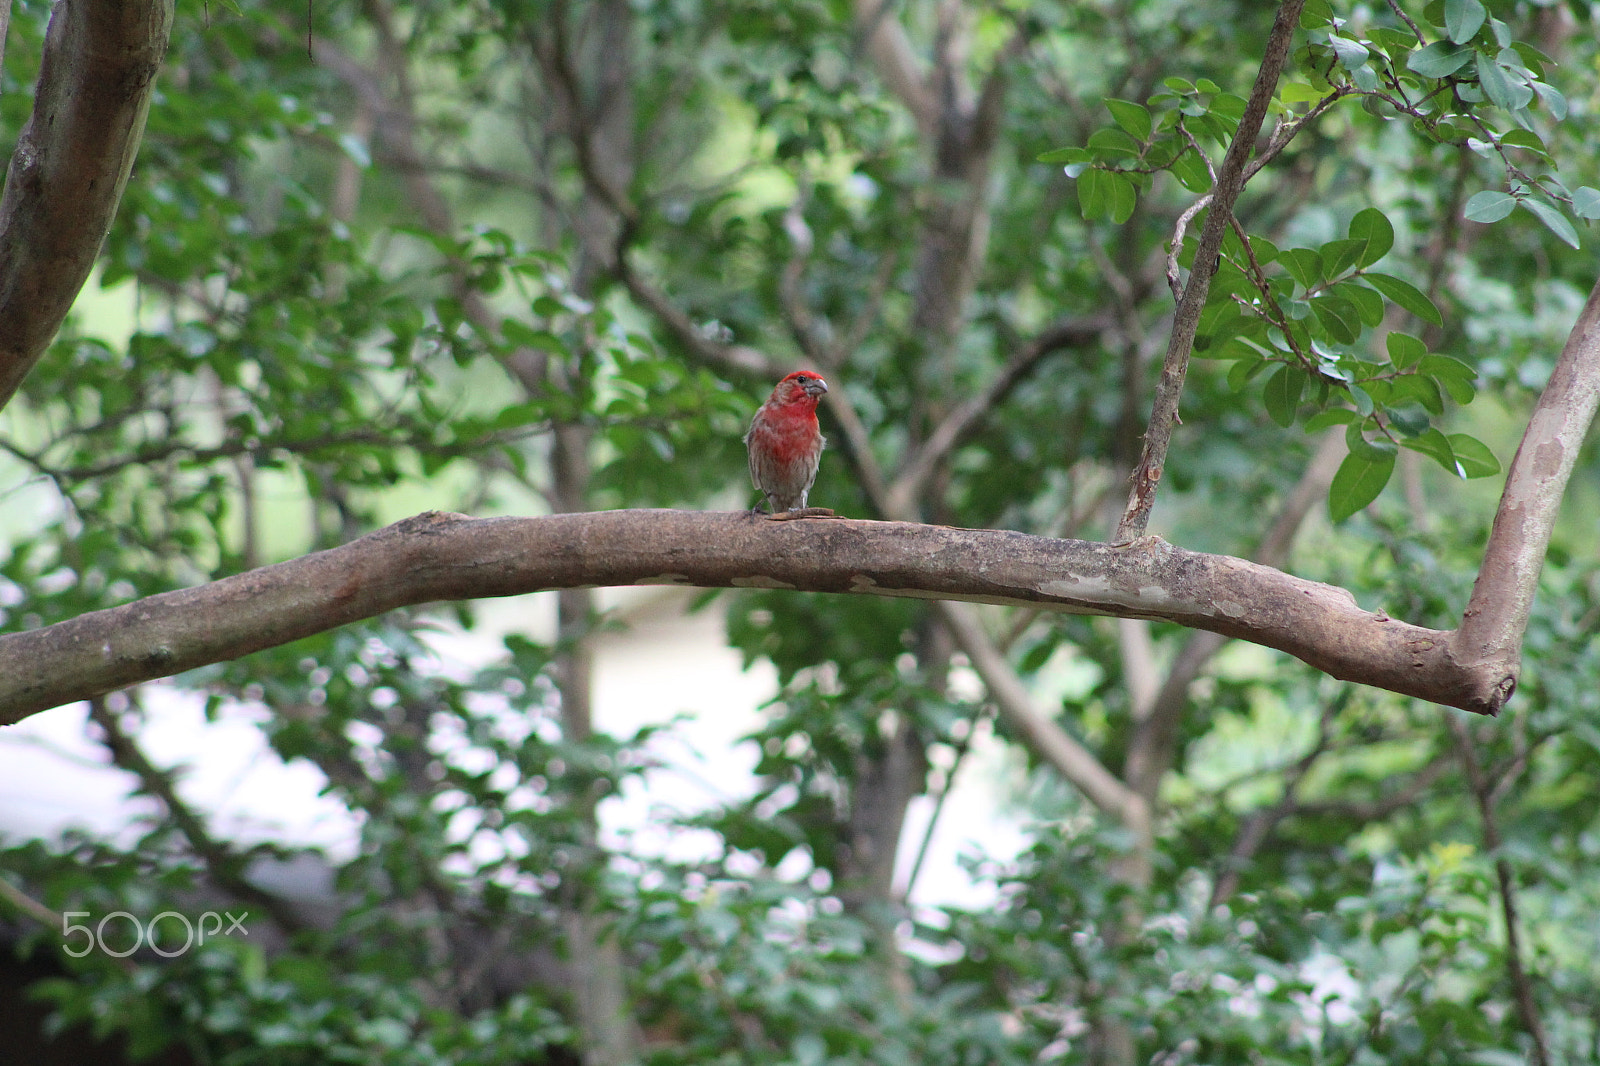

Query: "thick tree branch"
<box><xmin>1114</xmin><ymin>0</ymin><xmax>1305</xmax><ymax>542</ymax></box>
<box><xmin>1124</xmin><ymin>429</ymin><xmax>1345</xmax><ymax>799</ymax></box>
<box><xmin>0</xmin><ymin>510</ymin><xmax>1513</xmax><ymax>722</ymax></box>
<box><xmin>0</xmin><ymin>0</ymin><xmax>173</xmax><ymax>411</ymax></box>
<box><xmin>1452</xmin><ymin>272</ymin><xmax>1600</xmax><ymax>704</ymax></box>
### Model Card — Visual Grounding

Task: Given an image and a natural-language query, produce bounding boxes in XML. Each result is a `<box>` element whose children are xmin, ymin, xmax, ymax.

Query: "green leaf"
<box><xmin>1320</xmin><ymin>238</ymin><xmax>1367</xmax><ymax>281</ymax></box>
<box><xmin>1299</xmin><ymin>0</ymin><xmax>1334</xmax><ymax>28</ymax></box>
<box><xmin>1304</xmin><ymin>407</ymin><xmax>1358</xmax><ymax>431</ymax></box>
<box><xmin>1111</xmin><ymin>172</ymin><xmax>1139</xmax><ymax>223</ymax></box>
<box><xmin>1463</xmin><ymin>190</ymin><xmax>1516</xmax><ymax>223</ymax></box>
<box><xmin>1363</xmin><ymin>272</ymin><xmax>1444</xmax><ymax>326</ymax></box>
<box><xmin>1388</xmin><ymin>403</ymin><xmax>1431</xmax><ymax>437</ymax></box>
<box><xmin>1329</xmin><ymin>36</ymin><xmax>1370</xmax><ymax>69</ymax></box>
<box><xmin>1039</xmin><ymin>146</ymin><xmax>1092</xmax><ymax>164</ymax></box>
<box><xmin>1281</xmin><ymin>248</ymin><xmax>1323</xmax><ymax>290</ymax></box>
<box><xmin>1371</xmin><ymin>27</ymin><xmax>1418</xmax><ymax>60</ymax></box>
<box><xmin>1420</xmin><ymin>353</ymin><xmax>1479</xmax><ymax>403</ymax></box>
<box><xmin>1499</xmin><ymin>128</ymin><xmax>1549</xmax><ymax>158</ymax></box>
<box><xmin>1078</xmin><ymin>168</ymin><xmax>1110</xmax><ymax>220</ymax></box>
<box><xmin>1170</xmin><ymin>148</ymin><xmax>1212</xmax><ymax>192</ymax></box>
<box><xmin>1532</xmin><ymin>80</ymin><xmax>1568</xmax><ymax>120</ymax></box>
<box><xmin>1520</xmin><ymin>197</ymin><xmax>1580</xmax><ymax>249</ymax></box>
<box><xmin>1509</xmin><ymin>40</ymin><xmax>1554</xmax><ymax>74</ymax></box>
<box><xmin>1390</xmin><ymin>372</ymin><xmax>1446</xmax><ymax>415</ymax></box>
<box><xmin>1088</xmin><ymin>128</ymin><xmax>1141</xmax><ymax>160</ymax></box>
<box><xmin>1105</xmin><ymin>98</ymin><xmax>1153</xmax><ymax>141</ymax></box>
<box><xmin>1334</xmin><ymin>281</ymin><xmax>1386</xmax><ymax>327</ymax></box>
<box><xmin>1476</xmin><ymin>51</ymin><xmax>1533</xmax><ymax>111</ymax></box>
<box><xmin>1330</xmin><ymin>447</ymin><xmax>1396</xmax><ymax>521</ymax></box>
<box><xmin>1279</xmin><ymin>82</ymin><xmax>1328</xmax><ymax>106</ymax></box>
<box><xmin>1402</xmin><ymin>427</ymin><xmax>1461</xmax><ymax>474</ymax></box>
<box><xmin>1347</xmin><ymin>208</ymin><xmax>1394</xmax><ymax>268</ymax></box>
<box><xmin>501</xmin><ymin>319</ymin><xmax>569</xmax><ymax>354</ymax></box>
<box><xmin>1347</xmin><ymin>382</ymin><xmax>1374</xmax><ymax>417</ymax></box>
<box><xmin>1247</xmin><ymin>235</ymin><xmax>1280</xmax><ymax>266</ymax></box>
<box><xmin>1444</xmin><ymin>0</ymin><xmax>1486</xmax><ymax>43</ymax></box>
<box><xmin>1407</xmin><ymin>42</ymin><xmax>1474</xmax><ymax>78</ymax></box>
<box><xmin>1263</xmin><ymin>364</ymin><xmax>1307</xmax><ymax>426</ymax></box>
<box><xmin>1572</xmin><ymin>187</ymin><xmax>1600</xmax><ymax>220</ymax></box>
<box><xmin>1448</xmin><ymin>433</ymin><xmax>1501</xmax><ymax>477</ymax></box>
<box><xmin>1229</xmin><ymin>355</ymin><xmax>1269</xmax><ymax>391</ymax></box>
<box><xmin>1311</xmin><ymin>296</ymin><xmax>1362</xmax><ymax>344</ymax></box>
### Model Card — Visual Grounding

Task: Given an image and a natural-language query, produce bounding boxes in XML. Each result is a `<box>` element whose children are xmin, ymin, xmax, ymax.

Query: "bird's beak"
<box><xmin>805</xmin><ymin>378</ymin><xmax>829</xmax><ymax>398</ymax></box>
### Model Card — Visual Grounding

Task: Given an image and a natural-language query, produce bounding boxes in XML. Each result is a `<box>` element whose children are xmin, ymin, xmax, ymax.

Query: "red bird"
<box><xmin>744</xmin><ymin>370</ymin><xmax>829</xmax><ymax>515</ymax></box>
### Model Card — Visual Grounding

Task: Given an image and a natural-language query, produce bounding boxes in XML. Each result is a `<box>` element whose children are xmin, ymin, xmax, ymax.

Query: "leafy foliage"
<box><xmin>2</xmin><ymin>0</ymin><xmax>1599</xmax><ymax>1063</ymax></box>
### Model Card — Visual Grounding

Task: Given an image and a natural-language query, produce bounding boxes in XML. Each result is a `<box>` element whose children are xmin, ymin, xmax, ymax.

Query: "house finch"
<box><xmin>744</xmin><ymin>370</ymin><xmax>829</xmax><ymax>516</ymax></box>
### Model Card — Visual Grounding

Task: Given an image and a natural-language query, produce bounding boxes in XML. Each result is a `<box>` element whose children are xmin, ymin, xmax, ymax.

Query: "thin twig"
<box><xmin>1115</xmin><ymin>0</ymin><xmax>1308</xmax><ymax>543</ymax></box>
<box><xmin>1447</xmin><ymin>715</ymin><xmax>1552</xmax><ymax>1066</ymax></box>
<box><xmin>887</xmin><ymin>313</ymin><xmax>1113</xmax><ymax>518</ymax></box>
<box><xmin>1208</xmin><ymin>694</ymin><xmax>1342</xmax><ymax>907</ymax></box>
<box><xmin>936</xmin><ymin>600</ymin><xmax>1147</xmax><ymax>829</ymax></box>
<box><xmin>902</xmin><ymin>706</ymin><xmax>990</xmax><ymax>900</ymax></box>
<box><xmin>86</xmin><ymin>697</ymin><xmax>304</xmax><ymax>933</ymax></box>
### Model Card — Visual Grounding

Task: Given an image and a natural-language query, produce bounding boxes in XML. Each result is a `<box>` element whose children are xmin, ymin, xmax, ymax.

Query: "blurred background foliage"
<box><xmin>1</xmin><ymin>0</ymin><xmax>1598</xmax><ymax>1063</ymax></box>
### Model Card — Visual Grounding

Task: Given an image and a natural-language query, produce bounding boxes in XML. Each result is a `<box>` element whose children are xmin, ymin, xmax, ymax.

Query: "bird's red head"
<box><xmin>772</xmin><ymin>370</ymin><xmax>828</xmax><ymax>407</ymax></box>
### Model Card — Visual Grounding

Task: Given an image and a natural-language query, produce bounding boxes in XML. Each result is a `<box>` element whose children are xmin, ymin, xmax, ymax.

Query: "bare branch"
<box><xmin>314</xmin><ymin>35</ymin><xmax>549</xmax><ymax>393</ymax></box>
<box><xmin>0</xmin><ymin>872</ymin><xmax>60</xmax><ymax>929</ymax></box>
<box><xmin>823</xmin><ymin>382</ymin><xmax>897</xmax><ymax>517</ymax></box>
<box><xmin>1292</xmin><ymin>753</ymin><xmax>1453</xmax><ymax>821</ymax></box>
<box><xmin>886</xmin><ymin>314</ymin><xmax>1114</xmax><ymax>518</ymax></box>
<box><xmin>1453</xmin><ymin>273</ymin><xmax>1600</xmax><ymax>704</ymax></box>
<box><xmin>1209</xmin><ymin>696</ymin><xmax>1340</xmax><ymax>907</ymax></box>
<box><xmin>1114</xmin><ymin>0</ymin><xmax>1307</xmax><ymax>542</ymax></box>
<box><xmin>850</xmin><ymin>0</ymin><xmax>937</xmax><ymax>138</ymax></box>
<box><xmin>612</xmin><ymin>254</ymin><xmax>779</xmax><ymax>380</ymax></box>
<box><xmin>1448</xmin><ymin>715</ymin><xmax>1552</xmax><ymax>1066</ymax></box>
<box><xmin>937</xmin><ymin>600</ymin><xmax>1146</xmax><ymax>826</ymax></box>
<box><xmin>0</xmin><ymin>0</ymin><xmax>174</xmax><ymax>411</ymax></box>
<box><xmin>87</xmin><ymin>695</ymin><xmax>305</xmax><ymax>932</ymax></box>
<box><xmin>0</xmin><ymin>0</ymin><xmax>13</xmax><ymax>75</ymax></box>
<box><xmin>0</xmin><ymin>510</ymin><xmax>1514</xmax><ymax>722</ymax></box>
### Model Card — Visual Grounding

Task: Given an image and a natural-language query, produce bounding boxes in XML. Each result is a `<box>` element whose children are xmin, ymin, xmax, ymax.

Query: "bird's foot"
<box><xmin>766</xmin><ymin>507</ymin><xmax>842</xmax><ymax>521</ymax></box>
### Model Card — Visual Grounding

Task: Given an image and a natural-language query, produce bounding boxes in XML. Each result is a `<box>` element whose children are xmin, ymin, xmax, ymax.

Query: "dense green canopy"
<box><xmin>1</xmin><ymin>0</ymin><xmax>1598</xmax><ymax>1063</ymax></box>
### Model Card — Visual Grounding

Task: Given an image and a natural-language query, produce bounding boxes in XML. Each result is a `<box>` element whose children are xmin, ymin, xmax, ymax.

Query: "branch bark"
<box><xmin>0</xmin><ymin>509</ymin><xmax>1514</xmax><ymax>722</ymax></box>
<box><xmin>0</xmin><ymin>0</ymin><xmax>174</xmax><ymax>411</ymax></box>
<box><xmin>1113</xmin><ymin>0</ymin><xmax>1305</xmax><ymax>542</ymax></box>
<box><xmin>1452</xmin><ymin>271</ymin><xmax>1600</xmax><ymax>706</ymax></box>
<box><xmin>1124</xmin><ymin>429</ymin><xmax>1345</xmax><ymax>801</ymax></box>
